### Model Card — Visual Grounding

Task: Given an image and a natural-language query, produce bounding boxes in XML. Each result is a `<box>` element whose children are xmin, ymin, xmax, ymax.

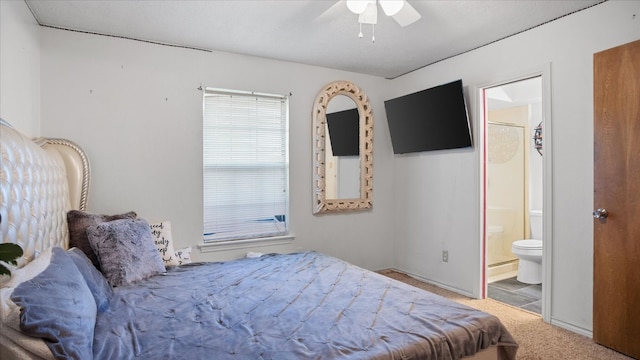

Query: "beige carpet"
<box><xmin>379</xmin><ymin>269</ymin><xmax>633</xmax><ymax>360</ymax></box>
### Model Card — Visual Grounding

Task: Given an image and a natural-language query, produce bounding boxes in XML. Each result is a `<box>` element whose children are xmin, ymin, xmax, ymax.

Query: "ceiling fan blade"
<box><xmin>392</xmin><ymin>1</ymin><xmax>421</xmax><ymax>27</ymax></box>
<box><xmin>379</xmin><ymin>0</ymin><xmax>404</xmax><ymax>16</ymax></box>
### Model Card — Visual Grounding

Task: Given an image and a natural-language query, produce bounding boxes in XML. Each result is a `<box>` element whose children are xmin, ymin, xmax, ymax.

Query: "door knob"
<box><xmin>593</xmin><ymin>208</ymin><xmax>608</xmax><ymax>219</ymax></box>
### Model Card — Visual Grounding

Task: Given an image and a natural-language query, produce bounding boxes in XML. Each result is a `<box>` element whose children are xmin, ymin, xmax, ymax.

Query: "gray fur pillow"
<box><xmin>67</xmin><ymin>210</ymin><xmax>137</xmax><ymax>270</ymax></box>
<box><xmin>87</xmin><ymin>218</ymin><xmax>166</xmax><ymax>287</ymax></box>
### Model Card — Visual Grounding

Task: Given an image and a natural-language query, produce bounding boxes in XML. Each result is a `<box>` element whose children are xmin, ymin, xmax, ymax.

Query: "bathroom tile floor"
<box><xmin>488</xmin><ymin>277</ymin><xmax>541</xmax><ymax>314</ymax></box>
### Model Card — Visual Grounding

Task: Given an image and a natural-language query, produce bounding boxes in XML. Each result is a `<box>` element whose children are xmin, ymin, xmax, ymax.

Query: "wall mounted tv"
<box><xmin>326</xmin><ymin>108</ymin><xmax>359</xmax><ymax>156</ymax></box>
<box><xmin>384</xmin><ymin>79</ymin><xmax>472</xmax><ymax>154</ymax></box>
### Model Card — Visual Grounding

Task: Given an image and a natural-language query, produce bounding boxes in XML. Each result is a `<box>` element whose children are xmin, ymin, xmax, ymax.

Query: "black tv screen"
<box><xmin>326</xmin><ymin>108</ymin><xmax>359</xmax><ymax>156</ymax></box>
<box><xmin>384</xmin><ymin>79</ymin><xmax>472</xmax><ymax>154</ymax></box>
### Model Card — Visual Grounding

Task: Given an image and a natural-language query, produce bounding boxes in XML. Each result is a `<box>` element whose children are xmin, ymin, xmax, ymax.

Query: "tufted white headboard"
<box><xmin>0</xmin><ymin>119</ymin><xmax>90</xmax><ymax>265</ymax></box>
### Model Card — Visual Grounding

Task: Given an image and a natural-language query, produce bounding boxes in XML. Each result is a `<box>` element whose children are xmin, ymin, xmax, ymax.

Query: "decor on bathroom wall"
<box><xmin>312</xmin><ymin>80</ymin><xmax>373</xmax><ymax>214</ymax></box>
<box><xmin>488</xmin><ymin>123</ymin><xmax>520</xmax><ymax>164</ymax></box>
<box><xmin>533</xmin><ymin>121</ymin><xmax>543</xmax><ymax>155</ymax></box>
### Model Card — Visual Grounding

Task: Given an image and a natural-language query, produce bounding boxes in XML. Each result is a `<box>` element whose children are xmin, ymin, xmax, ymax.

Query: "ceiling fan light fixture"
<box><xmin>346</xmin><ymin>0</ymin><xmax>370</xmax><ymax>15</ymax></box>
<box><xmin>379</xmin><ymin>0</ymin><xmax>404</xmax><ymax>16</ymax></box>
<box><xmin>346</xmin><ymin>0</ymin><xmax>419</xmax><ymax>42</ymax></box>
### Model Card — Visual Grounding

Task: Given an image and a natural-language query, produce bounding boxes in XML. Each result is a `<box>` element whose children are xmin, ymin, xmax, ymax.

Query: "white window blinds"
<box><xmin>203</xmin><ymin>88</ymin><xmax>289</xmax><ymax>242</ymax></box>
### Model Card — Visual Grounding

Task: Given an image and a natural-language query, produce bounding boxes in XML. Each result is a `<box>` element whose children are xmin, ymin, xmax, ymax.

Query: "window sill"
<box><xmin>198</xmin><ymin>234</ymin><xmax>295</xmax><ymax>253</ymax></box>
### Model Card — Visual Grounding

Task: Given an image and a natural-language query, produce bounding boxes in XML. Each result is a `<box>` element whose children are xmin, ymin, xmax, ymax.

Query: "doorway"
<box><xmin>481</xmin><ymin>76</ymin><xmax>546</xmax><ymax>316</ymax></box>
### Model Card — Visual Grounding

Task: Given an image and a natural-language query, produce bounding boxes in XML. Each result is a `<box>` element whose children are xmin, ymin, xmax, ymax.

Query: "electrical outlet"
<box><xmin>442</xmin><ymin>250</ymin><xmax>449</xmax><ymax>262</ymax></box>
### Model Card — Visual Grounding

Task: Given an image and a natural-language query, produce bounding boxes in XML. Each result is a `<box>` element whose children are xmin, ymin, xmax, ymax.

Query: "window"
<box><xmin>203</xmin><ymin>88</ymin><xmax>289</xmax><ymax>242</ymax></box>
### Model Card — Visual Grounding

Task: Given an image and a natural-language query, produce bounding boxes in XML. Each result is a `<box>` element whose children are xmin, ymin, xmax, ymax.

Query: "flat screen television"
<box><xmin>384</xmin><ymin>79</ymin><xmax>472</xmax><ymax>154</ymax></box>
<box><xmin>326</xmin><ymin>108</ymin><xmax>359</xmax><ymax>156</ymax></box>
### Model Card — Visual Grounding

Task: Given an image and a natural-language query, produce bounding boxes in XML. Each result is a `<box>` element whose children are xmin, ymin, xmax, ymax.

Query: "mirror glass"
<box><xmin>312</xmin><ymin>81</ymin><xmax>373</xmax><ymax>214</ymax></box>
<box><xmin>325</xmin><ymin>95</ymin><xmax>360</xmax><ymax>199</ymax></box>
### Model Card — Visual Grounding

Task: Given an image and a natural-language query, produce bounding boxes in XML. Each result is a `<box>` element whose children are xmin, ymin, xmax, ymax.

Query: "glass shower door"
<box><xmin>486</xmin><ymin>122</ymin><xmax>525</xmax><ymax>266</ymax></box>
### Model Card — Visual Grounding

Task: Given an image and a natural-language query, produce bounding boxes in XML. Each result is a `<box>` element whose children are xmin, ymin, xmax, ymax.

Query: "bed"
<box><xmin>0</xmin><ymin>120</ymin><xmax>517</xmax><ymax>360</ymax></box>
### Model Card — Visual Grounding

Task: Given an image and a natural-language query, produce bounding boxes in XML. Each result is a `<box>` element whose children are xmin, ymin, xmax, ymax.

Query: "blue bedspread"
<box><xmin>93</xmin><ymin>251</ymin><xmax>517</xmax><ymax>359</ymax></box>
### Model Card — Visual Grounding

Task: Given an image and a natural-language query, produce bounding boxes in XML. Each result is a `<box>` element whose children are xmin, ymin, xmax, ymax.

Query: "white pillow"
<box><xmin>149</xmin><ymin>221</ymin><xmax>180</xmax><ymax>267</ymax></box>
<box><xmin>174</xmin><ymin>247</ymin><xmax>192</xmax><ymax>265</ymax></box>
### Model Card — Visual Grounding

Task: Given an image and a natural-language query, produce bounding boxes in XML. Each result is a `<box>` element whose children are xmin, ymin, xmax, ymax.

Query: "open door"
<box><xmin>593</xmin><ymin>39</ymin><xmax>640</xmax><ymax>359</ymax></box>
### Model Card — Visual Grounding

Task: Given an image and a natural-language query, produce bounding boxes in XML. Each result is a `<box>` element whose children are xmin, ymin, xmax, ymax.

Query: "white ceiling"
<box><xmin>26</xmin><ymin>0</ymin><xmax>603</xmax><ymax>79</ymax></box>
<box><xmin>487</xmin><ymin>76</ymin><xmax>542</xmax><ymax>110</ymax></box>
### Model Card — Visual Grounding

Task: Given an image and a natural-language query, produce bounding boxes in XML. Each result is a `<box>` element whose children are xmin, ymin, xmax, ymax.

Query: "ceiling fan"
<box><xmin>346</xmin><ymin>0</ymin><xmax>421</xmax><ymax>27</ymax></box>
<box><xmin>339</xmin><ymin>0</ymin><xmax>422</xmax><ymax>42</ymax></box>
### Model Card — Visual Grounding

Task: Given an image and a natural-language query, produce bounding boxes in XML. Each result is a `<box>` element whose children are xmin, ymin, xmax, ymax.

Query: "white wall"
<box><xmin>38</xmin><ymin>27</ymin><xmax>397</xmax><ymax>271</ymax></box>
<box><xmin>5</xmin><ymin>0</ymin><xmax>639</xmax><ymax>338</ymax></box>
<box><xmin>388</xmin><ymin>0</ymin><xmax>640</xmax><ymax>334</ymax></box>
<box><xmin>529</xmin><ymin>102</ymin><xmax>543</xmax><ymax>212</ymax></box>
<box><xmin>0</xmin><ymin>0</ymin><xmax>41</xmax><ymax>137</ymax></box>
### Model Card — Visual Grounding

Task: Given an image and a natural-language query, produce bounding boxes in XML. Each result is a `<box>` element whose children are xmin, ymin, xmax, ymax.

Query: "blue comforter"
<box><xmin>93</xmin><ymin>252</ymin><xmax>517</xmax><ymax>359</ymax></box>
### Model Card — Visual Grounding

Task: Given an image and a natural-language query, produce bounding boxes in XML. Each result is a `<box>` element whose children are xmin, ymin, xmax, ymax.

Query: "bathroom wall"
<box><xmin>486</xmin><ymin>76</ymin><xmax>545</xmax><ymax>268</ymax></box>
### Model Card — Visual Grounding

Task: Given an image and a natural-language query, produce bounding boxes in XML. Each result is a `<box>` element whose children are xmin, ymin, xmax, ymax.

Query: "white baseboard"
<box><xmin>389</xmin><ymin>267</ymin><xmax>476</xmax><ymax>298</ymax></box>
<box><xmin>550</xmin><ymin>317</ymin><xmax>593</xmax><ymax>338</ymax></box>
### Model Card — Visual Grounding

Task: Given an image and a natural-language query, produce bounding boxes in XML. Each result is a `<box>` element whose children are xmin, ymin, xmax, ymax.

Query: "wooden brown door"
<box><xmin>593</xmin><ymin>39</ymin><xmax>640</xmax><ymax>359</ymax></box>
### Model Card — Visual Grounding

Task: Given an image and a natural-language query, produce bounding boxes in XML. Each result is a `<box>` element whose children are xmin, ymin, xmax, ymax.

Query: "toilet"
<box><xmin>512</xmin><ymin>210</ymin><xmax>543</xmax><ymax>284</ymax></box>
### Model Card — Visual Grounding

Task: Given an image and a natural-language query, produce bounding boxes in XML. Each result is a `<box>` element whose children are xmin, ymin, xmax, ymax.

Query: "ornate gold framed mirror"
<box><xmin>312</xmin><ymin>81</ymin><xmax>373</xmax><ymax>214</ymax></box>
